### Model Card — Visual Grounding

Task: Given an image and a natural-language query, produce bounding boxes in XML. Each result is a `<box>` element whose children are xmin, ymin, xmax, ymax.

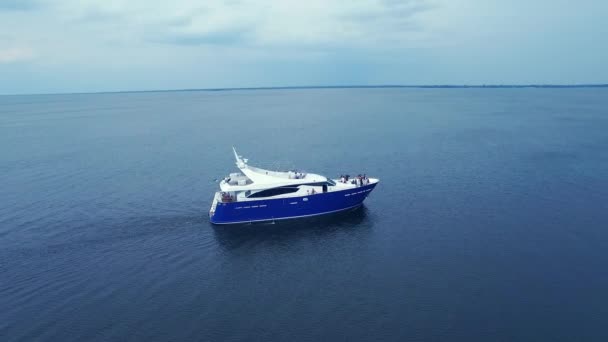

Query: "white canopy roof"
<box><xmin>219</xmin><ymin>148</ymin><xmax>328</xmax><ymax>192</ymax></box>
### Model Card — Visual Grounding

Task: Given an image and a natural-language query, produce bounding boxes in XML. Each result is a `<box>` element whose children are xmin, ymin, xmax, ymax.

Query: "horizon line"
<box><xmin>3</xmin><ymin>83</ymin><xmax>608</xmax><ymax>96</ymax></box>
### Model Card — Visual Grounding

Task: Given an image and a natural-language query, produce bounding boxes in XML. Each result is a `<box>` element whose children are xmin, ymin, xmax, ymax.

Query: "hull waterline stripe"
<box><xmin>210</xmin><ymin>203</ymin><xmax>364</xmax><ymax>225</ymax></box>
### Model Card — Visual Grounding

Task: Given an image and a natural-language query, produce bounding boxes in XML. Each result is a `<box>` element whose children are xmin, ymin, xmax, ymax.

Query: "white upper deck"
<box><xmin>219</xmin><ymin>148</ymin><xmax>329</xmax><ymax>192</ymax></box>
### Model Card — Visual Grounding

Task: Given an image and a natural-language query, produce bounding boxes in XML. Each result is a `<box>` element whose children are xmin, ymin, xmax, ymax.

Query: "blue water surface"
<box><xmin>1</xmin><ymin>88</ymin><xmax>608</xmax><ymax>341</ymax></box>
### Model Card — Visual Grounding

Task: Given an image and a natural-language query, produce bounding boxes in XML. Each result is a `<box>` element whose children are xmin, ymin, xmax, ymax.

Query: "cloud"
<box><xmin>0</xmin><ymin>0</ymin><xmax>42</xmax><ymax>11</ymax></box>
<box><xmin>199</xmin><ymin>0</ymin><xmax>435</xmax><ymax>47</ymax></box>
<box><xmin>155</xmin><ymin>29</ymin><xmax>249</xmax><ymax>46</ymax></box>
<box><xmin>0</xmin><ymin>47</ymin><xmax>34</xmax><ymax>63</ymax></box>
<box><xmin>74</xmin><ymin>7</ymin><xmax>127</xmax><ymax>23</ymax></box>
<box><xmin>54</xmin><ymin>0</ymin><xmax>437</xmax><ymax>48</ymax></box>
<box><xmin>4</xmin><ymin>0</ymin><xmax>605</xmax><ymax>94</ymax></box>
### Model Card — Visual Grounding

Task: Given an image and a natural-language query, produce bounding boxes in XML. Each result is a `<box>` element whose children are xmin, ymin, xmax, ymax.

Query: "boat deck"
<box><xmin>215</xmin><ymin>178</ymin><xmax>378</xmax><ymax>203</ymax></box>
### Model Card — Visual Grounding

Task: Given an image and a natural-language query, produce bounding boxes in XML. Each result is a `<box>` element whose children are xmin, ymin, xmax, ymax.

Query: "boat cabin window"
<box><xmin>300</xmin><ymin>181</ymin><xmax>335</xmax><ymax>187</ymax></box>
<box><xmin>247</xmin><ymin>187</ymin><xmax>299</xmax><ymax>198</ymax></box>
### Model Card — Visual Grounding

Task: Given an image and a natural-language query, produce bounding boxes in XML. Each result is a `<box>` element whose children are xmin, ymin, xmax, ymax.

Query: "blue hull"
<box><xmin>210</xmin><ymin>182</ymin><xmax>378</xmax><ymax>224</ymax></box>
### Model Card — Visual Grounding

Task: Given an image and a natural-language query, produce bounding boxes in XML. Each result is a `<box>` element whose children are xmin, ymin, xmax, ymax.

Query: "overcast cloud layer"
<box><xmin>1</xmin><ymin>0</ymin><xmax>607</xmax><ymax>94</ymax></box>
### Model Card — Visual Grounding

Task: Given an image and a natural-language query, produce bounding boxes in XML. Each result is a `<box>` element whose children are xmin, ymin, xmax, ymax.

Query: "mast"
<box><xmin>232</xmin><ymin>147</ymin><xmax>247</xmax><ymax>169</ymax></box>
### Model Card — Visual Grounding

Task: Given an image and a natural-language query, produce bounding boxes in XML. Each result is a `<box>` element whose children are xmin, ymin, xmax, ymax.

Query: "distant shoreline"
<box><xmin>3</xmin><ymin>84</ymin><xmax>608</xmax><ymax>96</ymax></box>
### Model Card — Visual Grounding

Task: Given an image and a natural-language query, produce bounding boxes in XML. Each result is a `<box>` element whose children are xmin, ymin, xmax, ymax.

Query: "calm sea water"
<box><xmin>1</xmin><ymin>88</ymin><xmax>608</xmax><ymax>341</ymax></box>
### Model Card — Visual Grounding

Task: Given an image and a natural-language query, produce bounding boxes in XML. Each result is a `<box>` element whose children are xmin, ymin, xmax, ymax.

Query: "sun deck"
<box><xmin>219</xmin><ymin>171</ymin><xmax>328</xmax><ymax>192</ymax></box>
<box><xmin>214</xmin><ymin>147</ymin><xmax>378</xmax><ymax>204</ymax></box>
<box><xmin>219</xmin><ymin>148</ymin><xmax>329</xmax><ymax>192</ymax></box>
<box><xmin>216</xmin><ymin>177</ymin><xmax>379</xmax><ymax>203</ymax></box>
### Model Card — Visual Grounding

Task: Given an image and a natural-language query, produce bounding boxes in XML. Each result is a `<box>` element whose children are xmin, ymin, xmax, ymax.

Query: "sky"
<box><xmin>1</xmin><ymin>0</ymin><xmax>607</xmax><ymax>94</ymax></box>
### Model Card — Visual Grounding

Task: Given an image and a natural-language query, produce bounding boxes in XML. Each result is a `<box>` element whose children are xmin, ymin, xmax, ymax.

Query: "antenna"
<box><xmin>232</xmin><ymin>147</ymin><xmax>246</xmax><ymax>168</ymax></box>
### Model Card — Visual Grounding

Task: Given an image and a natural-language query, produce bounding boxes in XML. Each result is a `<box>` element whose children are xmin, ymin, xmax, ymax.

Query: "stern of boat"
<box><xmin>209</xmin><ymin>192</ymin><xmax>220</xmax><ymax>219</ymax></box>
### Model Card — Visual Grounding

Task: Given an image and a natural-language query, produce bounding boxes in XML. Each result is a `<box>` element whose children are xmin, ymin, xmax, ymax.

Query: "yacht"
<box><xmin>209</xmin><ymin>148</ymin><xmax>379</xmax><ymax>224</ymax></box>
